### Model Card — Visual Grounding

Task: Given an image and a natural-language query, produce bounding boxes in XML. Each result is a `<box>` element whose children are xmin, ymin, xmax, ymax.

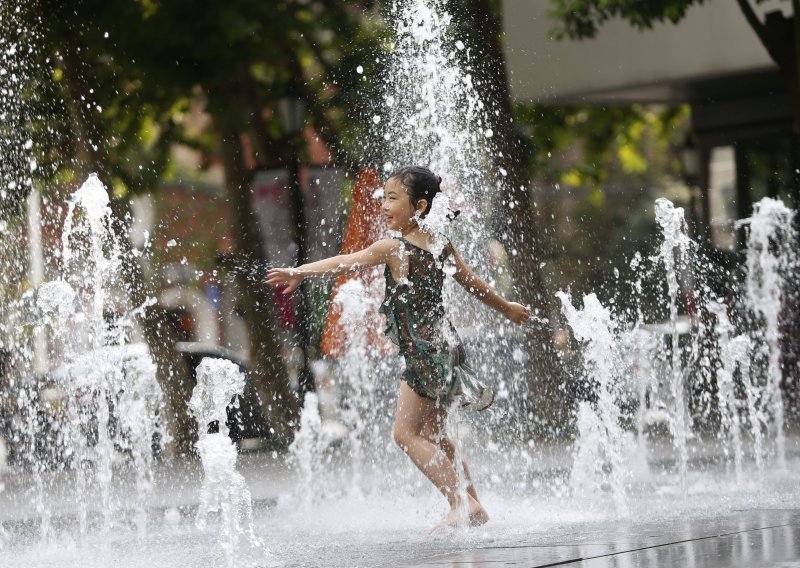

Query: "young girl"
<box><xmin>267</xmin><ymin>166</ymin><xmax>530</xmax><ymax>528</ymax></box>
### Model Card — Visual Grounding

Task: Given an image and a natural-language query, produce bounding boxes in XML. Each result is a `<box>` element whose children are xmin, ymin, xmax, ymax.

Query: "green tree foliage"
<box><xmin>518</xmin><ymin>103</ymin><xmax>689</xmax><ymax>289</ymax></box>
<box><xmin>32</xmin><ymin>0</ymin><xmax>378</xmax><ymax>189</ymax></box>
<box><xmin>514</xmin><ymin>104</ymin><xmax>687</xmax><ymax>190</ymax></box>
<box><xmin>549</xmin><ymin>0</ymin><xmax>706</xmax><ymax>38</ymax></box>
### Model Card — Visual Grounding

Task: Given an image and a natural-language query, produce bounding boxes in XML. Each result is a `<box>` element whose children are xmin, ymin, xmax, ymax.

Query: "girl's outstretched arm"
<box><xmin>266</xmin><ymin>238</ymin><xmax>398</xmax><ymax>294</ymax></box>
<box><xmin>449</xmin><ymin>245</ymin><xmax>531</xmax><ymax>324</ymax></box>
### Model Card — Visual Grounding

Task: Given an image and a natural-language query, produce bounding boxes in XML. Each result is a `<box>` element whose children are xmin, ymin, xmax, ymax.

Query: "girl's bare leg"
<box><xmin>421</xmin><ymin>404</ymin><xmax>479</xmax><ymax>503</ymax></box>
<box><xmin>440</xmin><ymin>438</ymin><xmax>480</xmax><ymax>502</ymax></box>
<box><xmin>393</xmin><ymin>382</ymin><xmax>488</xmax><ymax>527</ymax></box>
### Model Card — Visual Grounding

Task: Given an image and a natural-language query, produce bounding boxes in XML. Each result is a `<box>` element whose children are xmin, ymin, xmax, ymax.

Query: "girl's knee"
<box><xmin>393</xmin><ymin>424</ymin><xmax>411</xmax><ymax>450</ymax></box>
<box><xmin>439</xmin><ymin>436</ymin><xmax>456</xmax><ymax>459</ymax></box>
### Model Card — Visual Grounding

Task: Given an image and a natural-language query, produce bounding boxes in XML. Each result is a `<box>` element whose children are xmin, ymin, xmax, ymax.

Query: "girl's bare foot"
<box><xmin>431</xmin><ymin>496</ymin><xmax>488</xmax><ymax>532</ymax></box>
<box><xmin>468</xmin><ymin>497</ymin><xmax>489</xmax><ymax>526</ymax></box>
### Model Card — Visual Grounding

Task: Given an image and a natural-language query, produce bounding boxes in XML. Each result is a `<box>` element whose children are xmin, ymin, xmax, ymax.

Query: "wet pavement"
<box><xmin>3</xmin><ymin>443</ymin><xmax>800</xmax><ymax>567</ymax></box>
<box><xmin>396</xmin><ymin>510</ymin><xmax>800</xmax><ymax>567</ymax></box>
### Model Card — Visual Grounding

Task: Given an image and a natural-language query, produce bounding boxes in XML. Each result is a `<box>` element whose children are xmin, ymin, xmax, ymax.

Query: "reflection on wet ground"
<box><xmin>399</xmin><ymin>510</ymin><xmax>800</xmax><ymax>567</ymax></box>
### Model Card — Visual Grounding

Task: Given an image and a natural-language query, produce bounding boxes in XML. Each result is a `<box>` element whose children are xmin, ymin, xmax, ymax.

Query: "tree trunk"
<box><xmin>465</xmin><ymin>0</ymin><xmax>571</xmax><ymax>435</ymax></box>
<box><xmin>216</xmin><ymin>120</ymin><xmax>300</xmax><ymax>447</ymax></box>
<box><xmin>121</xmin><ymin>245</ymin><xmax>197</xmax><ymax>456</ymax></box>
<box><xmin>60</xmin><ymin>42</ymin><xmax>196</xmax><ymax>457</ymax></box>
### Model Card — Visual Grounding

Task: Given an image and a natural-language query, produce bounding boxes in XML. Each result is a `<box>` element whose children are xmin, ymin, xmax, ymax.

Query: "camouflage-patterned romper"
<box><xmin>380</xmin><ymin>237</ymin><xmax>492</xmax><ymax>409</ymax></box>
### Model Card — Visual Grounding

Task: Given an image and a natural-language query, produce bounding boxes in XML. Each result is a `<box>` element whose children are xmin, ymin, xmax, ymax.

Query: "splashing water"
<box><xmin>0</xmin><ymin>9</ymin><xmax>45</xmax><ymax>521</ymax></box>
<box><xmin>358</xmin><ymin>0</ymin><xmax>528</xmax><ymax>520</ymax></box>
<box><xmin>2</xmin><ymin>1</ymin><xmax>800</xmax><ymax>565</ymax></box>
<box><xmin>558</xmin><ymin>196</ymin><xmax>798</xmax><ymax>508</ymax></box>
<box><xmin>652</xmin><ymin>198</ymin><xmax>693</xmax><ymax>491</ymax></box>
<box><xmin>738</xmin><ymin>197</ymin><xmax>798</xmax><ymax>470</ymax></box>
<box><xmin>287</xmin><ymin>392</ymin><xmax>328</xmax><ymax>510</ymax></box>
<box><xmin>189</xmin><ymin>357</ymin><xmax>245</xmax><ymax>435</ymax></box>
<box><xmin>36</xmin><ymin>280</ymin><xmax>76</xmax><ymax>335</ymax></box>
<box><xmin>190</xmin><ymin>357</ymin><xmax>267</xmax><ymax>567</ymax></box>
<box><xmin>708</xmin><ymin>301</ymin><xmax>750</xmax><ymax>482</ymax></box>
<box><xmin>30</xmin><ymin>175</ymin><xmax>163</xmax><ymax>539</ymax></box>
<box><xmin>558</xmin><ymin>292</ymin><xmax>630</xmax><ymax>515</ymax></box>
<box><xmin>0</xmin><ymin>3</ymin><xmax>37</xmax><ymax>217</ymax></box>
<box><xmin>330</xmin><ymin>278</ymin><xmax>386</xmax><ymax>498</ymax></box>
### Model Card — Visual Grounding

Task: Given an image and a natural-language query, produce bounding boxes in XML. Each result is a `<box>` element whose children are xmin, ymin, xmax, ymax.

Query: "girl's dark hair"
<box><xmin>389</xmin><ymin>166</ymin><xmax>442</xmax><ymax>217</ymax></box>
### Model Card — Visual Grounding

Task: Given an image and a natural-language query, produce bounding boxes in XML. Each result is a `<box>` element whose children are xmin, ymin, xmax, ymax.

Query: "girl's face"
<box><xmin>382</xmin><ymin>177</ymin><xmax>422</xmax><ymax>232</ymax></box>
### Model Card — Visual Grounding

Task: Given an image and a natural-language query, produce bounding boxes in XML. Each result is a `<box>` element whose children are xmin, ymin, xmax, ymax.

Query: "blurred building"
<box><xmin>130</xmin><ymin>141</ymin><xmax>346</xmax><ymax>355</ymax></box>
<box><xmin>503</xmin><ymin>0</ymin><xmax>798</xmax><ymax>251</ymax></box>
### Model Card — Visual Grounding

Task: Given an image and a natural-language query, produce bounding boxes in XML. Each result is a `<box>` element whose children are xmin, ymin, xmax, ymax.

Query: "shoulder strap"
<box><xmin>442</xmin><ymin>240</ymin><xmax>454</xmax><ymax>259</ymax></box>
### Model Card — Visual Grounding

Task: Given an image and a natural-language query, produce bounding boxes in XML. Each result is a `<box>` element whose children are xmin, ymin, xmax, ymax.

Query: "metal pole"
<box><xmin>27</xmin><ymin>188</ymin><xmax>47</xmax><ymax>375</ymax></box>
<box><xmin>287</xmin><ymin>143</ymin><xmax>314</xmax><ymax>399</ymax></box>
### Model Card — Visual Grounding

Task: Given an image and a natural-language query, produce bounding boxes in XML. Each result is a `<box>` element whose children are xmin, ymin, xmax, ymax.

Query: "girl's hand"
<box><xmin>505</xmin><ymin>302</ymin><xmax>531</xmax><ymax>325</ymax></box>
<box><xmin>266</xmin><ymin>268</ymin><xmax>304</xmax><ymax>294</ymax></box>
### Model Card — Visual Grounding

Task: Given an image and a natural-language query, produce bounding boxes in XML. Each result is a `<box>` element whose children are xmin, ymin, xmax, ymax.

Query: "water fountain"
<box><xmin>32</xmin><ymin>175</ymin><xmax>164</xmax><ymax>539</ymax></box>
<box><xmin>327</xmin><ymin>278</ymin><xmax>384</xmax><ymax>499</ymax></box>
<box><xmin>739</xmin><ymin>197</ymin><xmax>798</xmax><ymax>470</ymax></box>
<box><xmin>189</xmin><ymin>357</ymin><xmax>266</xmax><ymax>566</ymax></box>
<box><xmin>651</xmin><ymin>198</ymin><xmax>694</xmax><ymax>490</ymax></box>
<box><xmin>708</xmin><ymin>300</ymin><xmax>749</xmax><ymax>482</ymax></box>
<box><xmin>1</xmin><ymin>0</ymin><xmax>799</xmax><ymax>566</ymax></box>
<box><xmin>558</xmin><ymin>292</ymin><xmax>630</xmax><ymax>515</ymax></box>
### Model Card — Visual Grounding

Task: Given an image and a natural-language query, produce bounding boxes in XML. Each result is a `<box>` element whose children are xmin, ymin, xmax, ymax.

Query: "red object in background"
<box><xmin>274</xmin><ymin>287</ymin><xmax>295</xmax><ymax>328</ymax></box>
<box><xmin>682</xmin><ymin>289</ymin><xmax>697</xmax><ymax>319</ymax></box>
<box><xmin>320</xmin><ymin>168</ymin><xmax>391</xmax><ymax>359</ymax></box>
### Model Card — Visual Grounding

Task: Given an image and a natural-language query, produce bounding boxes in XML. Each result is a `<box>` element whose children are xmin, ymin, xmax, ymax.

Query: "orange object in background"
<box><xmin>320</xmin><ymin>168</ymin><xmax>392</xmax><ymax>358</ymax></box>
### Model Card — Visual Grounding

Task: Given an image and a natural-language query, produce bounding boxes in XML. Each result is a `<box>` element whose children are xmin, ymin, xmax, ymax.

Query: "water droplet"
<box><xmin>356</xmin><ymin>65</ymin><xmax>364</xmax><ymax>74</ymax></box>
<box><xmin>455</xmin><ymin>40</ymin><xmax>465</xmax><ymax>50</ymax></box>
<box><xmin>372</xmin><ymin>115</ymin><xmax>381</xmax><ymax>124</ymax></box>
<box><xmin>484</xmin><ymin>128</ymin><xmax>493</xmax><ymax>138</ymax></box>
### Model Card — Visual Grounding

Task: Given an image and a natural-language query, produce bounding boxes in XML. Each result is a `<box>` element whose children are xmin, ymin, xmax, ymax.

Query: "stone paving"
<box><xmin>393</xmin><ymin>510</ymin><xmax>800</xmax><ymax>567</ymax></box>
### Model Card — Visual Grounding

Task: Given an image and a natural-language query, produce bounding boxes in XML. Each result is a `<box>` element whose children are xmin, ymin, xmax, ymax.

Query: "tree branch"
<box><xmin>736</xmin><ymin>0</ymin><xmax>770</xmax><ymax>47</ymax></box>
